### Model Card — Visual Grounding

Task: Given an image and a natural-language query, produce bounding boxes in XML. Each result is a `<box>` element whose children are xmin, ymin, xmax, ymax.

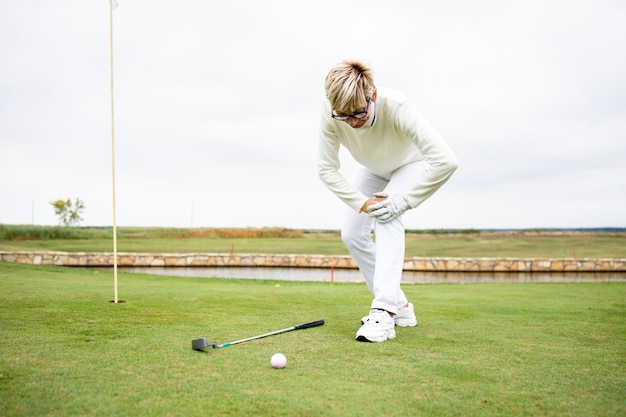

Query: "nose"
<box><xmin>346</xmin><ymin>118</ymin><xmax>361</xmax><ymax>128</ymax></box>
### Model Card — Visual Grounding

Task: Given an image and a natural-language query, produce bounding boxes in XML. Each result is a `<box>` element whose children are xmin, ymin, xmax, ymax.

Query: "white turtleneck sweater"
<box><xmin>318</xmin><ymin>87</ymin><xmax>458</xmax><ymax>212</ymax></box>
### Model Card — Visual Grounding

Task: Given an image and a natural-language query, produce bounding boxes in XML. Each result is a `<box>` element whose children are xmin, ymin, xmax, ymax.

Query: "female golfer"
<box><xmin>318</xmin><ymin>60</ymin><xmax>458</xmax><ymax>342</ymax></box>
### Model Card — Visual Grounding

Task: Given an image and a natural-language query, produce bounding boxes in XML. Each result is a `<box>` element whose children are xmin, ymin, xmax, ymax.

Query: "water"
<box><xmin>113</xmin><ymin>266</ymin><xmax>626</xmax><ymax>284</ymax></box>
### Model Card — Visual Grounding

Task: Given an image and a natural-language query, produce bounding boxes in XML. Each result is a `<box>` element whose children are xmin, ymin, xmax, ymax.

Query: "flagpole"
<box><xmin>109</xmin><ymin>0</ymin><xmax>119</xmax><ymax>303</ymax></box>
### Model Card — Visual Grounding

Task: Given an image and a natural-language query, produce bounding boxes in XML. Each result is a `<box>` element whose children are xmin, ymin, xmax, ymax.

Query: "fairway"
<box><xmin>1</xmin><ymin>226</ymin><xmax>625</xmax><ymax>258</ymax></box>
<box><xmin>1</xmin><ymin>262</ymin><xmax>624</xmax><ymax>416</ymax></box>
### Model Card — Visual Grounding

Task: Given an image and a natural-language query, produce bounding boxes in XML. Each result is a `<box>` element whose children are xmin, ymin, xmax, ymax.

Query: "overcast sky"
<box><xmin>1</xmin><ymin>0</ymin><xmax>625</xmax><ymax>230</ymax></box>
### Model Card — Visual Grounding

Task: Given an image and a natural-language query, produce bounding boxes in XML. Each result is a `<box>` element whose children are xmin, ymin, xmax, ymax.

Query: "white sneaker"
<box><xmin>394</xmin><ymin>303</ymin><xmax>417</xmax><ymax>327</ymax></box>
<box><xmin>356</xmin><ymin>309</ymin><xmax>396</xmax><ymax>342</ymax></box>
<box><xmin>360</xmin><ymin>303</ymin><xmax>417</xmax><ymax>327</ymax></box>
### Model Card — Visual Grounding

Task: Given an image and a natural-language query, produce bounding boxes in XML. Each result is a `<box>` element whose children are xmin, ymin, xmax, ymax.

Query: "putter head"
<box><xmin>192</xmin><ymin>337</ymin><xmax>217</xmax><ymax>351</ymax></box>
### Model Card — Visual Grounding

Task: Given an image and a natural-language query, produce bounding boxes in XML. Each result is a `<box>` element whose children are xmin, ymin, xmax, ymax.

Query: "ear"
<box><xmin>371</xmin><ymin>88</ymin><xmax>378</xmax><ymax>102</ymax></box>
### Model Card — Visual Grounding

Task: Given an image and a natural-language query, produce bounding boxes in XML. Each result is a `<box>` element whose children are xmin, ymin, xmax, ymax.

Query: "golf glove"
<box><xmin>368</xmin><ymin>194</ymin><xmax>411</xmax><ymax>223</ymax></box>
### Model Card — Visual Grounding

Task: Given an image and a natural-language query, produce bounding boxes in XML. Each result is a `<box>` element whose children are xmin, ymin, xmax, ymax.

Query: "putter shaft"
<box><xmin>192</xmin><ymin>319</ymin><xmax>324</xmax><ymax>351</ymax></box>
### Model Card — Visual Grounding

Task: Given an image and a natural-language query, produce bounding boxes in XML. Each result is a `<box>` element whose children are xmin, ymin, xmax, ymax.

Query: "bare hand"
<box><xmin>360</xmin><ymin>195</ymin><xmax>387</xmax><ymax>213</ymax></box>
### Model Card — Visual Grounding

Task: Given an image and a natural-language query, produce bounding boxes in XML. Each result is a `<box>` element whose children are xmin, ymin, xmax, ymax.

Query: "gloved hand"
<box><xmin>368</xmin><ymin>194</ymin><xmax>411</xmax><ymax>223</ymax></box>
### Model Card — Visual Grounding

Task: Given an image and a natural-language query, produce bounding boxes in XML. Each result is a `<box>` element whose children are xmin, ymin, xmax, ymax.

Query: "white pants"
<box><xmin>341</xmin><ymin>161</ymin><xmax>429</xmax><ymax>314</ymax></box>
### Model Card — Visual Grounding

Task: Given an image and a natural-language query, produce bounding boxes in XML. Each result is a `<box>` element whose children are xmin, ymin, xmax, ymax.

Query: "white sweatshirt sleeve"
<box><xmin>317</xmin><ymin>116</ymin><xmax>370</xmax><ymax>212</ymax></box>
<box><xmin>394</xmin><ymin>101</ymin><xmax>459</xmax><ymax>208</ymax></box>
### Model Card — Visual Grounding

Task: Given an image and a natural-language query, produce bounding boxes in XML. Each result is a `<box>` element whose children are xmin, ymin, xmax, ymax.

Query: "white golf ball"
<box><xmin>270</xmin><ymin>353</ymin><xmax>287</xmax><ymax>369</ymax></box>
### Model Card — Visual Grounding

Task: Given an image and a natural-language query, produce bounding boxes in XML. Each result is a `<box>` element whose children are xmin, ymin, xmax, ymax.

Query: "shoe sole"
<box><xmin>356</xmin><ymin>331</ymin><xmax>396</xmax><ymax>343</ymax></box>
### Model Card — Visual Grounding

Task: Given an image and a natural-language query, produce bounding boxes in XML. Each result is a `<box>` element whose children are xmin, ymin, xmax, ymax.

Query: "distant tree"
<box><xmin>51</xmin><ymin>198</ymin><xmax>85</xmax><ymax>227</ymax></box>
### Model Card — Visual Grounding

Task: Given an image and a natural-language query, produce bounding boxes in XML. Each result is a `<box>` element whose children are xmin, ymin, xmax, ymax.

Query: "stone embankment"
<box><xmin>1</xmin><ymin>251</ymin><xmax>625</xmax><ymax>272</ymax></box>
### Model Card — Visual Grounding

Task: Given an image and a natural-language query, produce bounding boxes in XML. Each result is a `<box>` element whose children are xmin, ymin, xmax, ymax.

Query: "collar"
<box><xmin>367</xmin><ymin>101</ymin><xmax>377</xmax><ymax>127</ymax></box>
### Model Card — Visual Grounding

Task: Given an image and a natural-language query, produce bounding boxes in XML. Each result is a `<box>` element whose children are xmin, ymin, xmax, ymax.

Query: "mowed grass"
<box><xmin>1</xmin><ymin>262</ymin><xmax>624</xmax><ymax>416</ymax></box>
<box><xmin>1</xmin><ymin>227</ymin><xmax>625</xmax><ymax>258</ymax></box>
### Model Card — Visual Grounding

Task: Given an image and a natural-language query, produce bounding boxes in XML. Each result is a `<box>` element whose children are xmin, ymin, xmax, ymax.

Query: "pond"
<box><xmin>113</xmin><ymin>266</ymin><xmax>626</xmax><ymax>284</ymax></box>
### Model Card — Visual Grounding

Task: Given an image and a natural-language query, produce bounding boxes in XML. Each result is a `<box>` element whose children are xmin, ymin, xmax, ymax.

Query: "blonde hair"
<box><xmin>324</xmin><ymin>60</ymin><xmax>375</xmax><ymax>114</ymax></box>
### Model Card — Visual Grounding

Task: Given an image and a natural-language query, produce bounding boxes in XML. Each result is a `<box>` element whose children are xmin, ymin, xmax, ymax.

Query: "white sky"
<box><xmin>1</xmin><ymin>0</ymin><xmax>625</xmax><ymax>230</ymax></box>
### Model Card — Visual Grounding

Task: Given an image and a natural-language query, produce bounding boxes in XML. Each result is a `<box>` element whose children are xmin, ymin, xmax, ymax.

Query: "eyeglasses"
<box><xmin>331</xmin><ymin>99</ymin><xmax>371</xmax><ymax>121</ymax></box>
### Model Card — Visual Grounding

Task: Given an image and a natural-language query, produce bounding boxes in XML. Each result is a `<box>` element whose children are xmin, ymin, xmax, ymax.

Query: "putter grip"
<box><xmin>294</xmin><ymin>319</ymin><xmax>325</xmax><ymax>330</ymax></box>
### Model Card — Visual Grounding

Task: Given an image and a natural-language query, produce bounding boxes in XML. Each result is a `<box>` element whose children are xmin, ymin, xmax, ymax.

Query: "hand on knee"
<box><xmin>367</xmin><ymin>194</ymin><xmax>410</xmax><ymax>223</ymax></box>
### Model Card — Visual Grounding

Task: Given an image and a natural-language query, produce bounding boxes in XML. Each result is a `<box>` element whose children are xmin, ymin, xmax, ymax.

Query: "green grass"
<box><xmin>1</xmin><ymin>225</ymin><xmax>625</xmax><ymax>258</ymax></box>
<box><xmin>1</xmin><ymin>262</ymin><xmax>624</xmax><ymax>416</ymax></box>
<box><xmin>0</xmin><ymin>225</ymin><xmax>304</xmax><ymax>240</ymax></box>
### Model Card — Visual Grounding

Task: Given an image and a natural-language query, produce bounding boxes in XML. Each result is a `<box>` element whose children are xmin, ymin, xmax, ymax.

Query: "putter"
<box><xmin>192</xmin><ymin>319</ymin><xmax>325</xmax><ymax>351</ymax></box>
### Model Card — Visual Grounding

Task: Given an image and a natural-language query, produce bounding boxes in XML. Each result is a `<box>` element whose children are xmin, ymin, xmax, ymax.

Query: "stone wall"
<box><xmin>1</xmin><ymin>251</ymin><xmax>625</xmax><ymax>272</ymax></box>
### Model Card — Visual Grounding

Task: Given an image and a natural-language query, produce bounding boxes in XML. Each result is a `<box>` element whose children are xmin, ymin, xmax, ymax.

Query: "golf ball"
<box><xmin>270</xmin><ymin>353</ymin><xmax>287</xmax><ymax>369</ymax></box>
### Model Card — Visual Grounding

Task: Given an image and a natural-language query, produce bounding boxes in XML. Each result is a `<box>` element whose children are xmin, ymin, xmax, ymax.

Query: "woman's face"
<box><xmin>333</xmin><ymin>97</ymin><xmax>373</xmax><ymax>129</ymax></box>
